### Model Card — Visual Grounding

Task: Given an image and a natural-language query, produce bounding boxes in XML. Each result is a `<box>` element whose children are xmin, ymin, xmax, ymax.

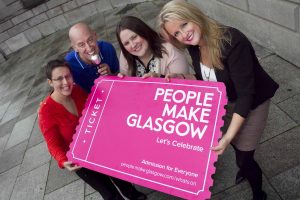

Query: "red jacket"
<box><xmin>38</xmin><ymin>85</ymin><xmax>88</xmax><ymax>168</ymax></box>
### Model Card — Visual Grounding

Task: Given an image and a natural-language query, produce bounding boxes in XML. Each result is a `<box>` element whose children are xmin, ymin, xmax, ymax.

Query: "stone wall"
<box><xmin>189</xmin><ymin>0</ymin><xmax>300</xmax><ymax>68</ymax></box>
<box><xmin>0</xmin><ymin>0</ymin><xmax>147</xmax><ymax>63</ymax></box>
<box><xmin>1</xmin><ymin>0</ymin><xmax>300</xmax><ymax>68</ymax></box>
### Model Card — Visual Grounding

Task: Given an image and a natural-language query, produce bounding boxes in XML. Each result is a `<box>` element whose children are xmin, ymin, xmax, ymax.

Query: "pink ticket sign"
<box><xmin>67</xmin><ymin>76</ymin><xmax>227</xmax><ymax>200</ymax></box>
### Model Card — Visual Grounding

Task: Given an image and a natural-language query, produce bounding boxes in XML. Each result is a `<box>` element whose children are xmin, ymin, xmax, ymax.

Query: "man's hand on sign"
<box><xmin>63</xmin><ymin>161</ymin><xmax>81</xmax><ymax>172</ymax></box>
<box><xmin>97</xmin><ymin>63</ymin><xmax>111</xmax><ymax>76</ymax></box>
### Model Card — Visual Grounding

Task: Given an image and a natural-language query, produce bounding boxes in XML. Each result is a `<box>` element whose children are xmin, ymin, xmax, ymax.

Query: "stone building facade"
<box><xmin>190</xmin><ymin>0</ymin><xmax>300</xmax><ymax>67</ymax></box>
<box><xmin>1</xmin><ymin>0</ymin><xmax>300</xmax><ymax>68</ymax></box>
<box><xmin>0</xmin><ymin>0</ymin><xmax>147</xmax><ymax>63</ymax></box>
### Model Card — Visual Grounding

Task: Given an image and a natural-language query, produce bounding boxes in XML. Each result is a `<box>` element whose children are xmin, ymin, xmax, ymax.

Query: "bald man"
<box><xmin>64</xmin><ymin>23</ymin><xmax>147</xmax><ymax>200</ymax></box>
<box><xmin>65</xmin><ymin>22</ymin><xmax>119</xmax><ymax>92</ymax></box>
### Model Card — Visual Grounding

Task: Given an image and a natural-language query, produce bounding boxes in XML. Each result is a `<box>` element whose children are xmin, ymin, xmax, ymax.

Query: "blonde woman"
<box><xmin>158</xmin><ymin>1</ymin><xmax>279</xmax><ymax>200</ymax></box>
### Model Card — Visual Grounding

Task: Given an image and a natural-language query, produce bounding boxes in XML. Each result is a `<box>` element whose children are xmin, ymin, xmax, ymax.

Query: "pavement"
<box><xmin>0</xmin><ymin>1</ymin><xmax>299</xmax><ymax>200</ymax></box>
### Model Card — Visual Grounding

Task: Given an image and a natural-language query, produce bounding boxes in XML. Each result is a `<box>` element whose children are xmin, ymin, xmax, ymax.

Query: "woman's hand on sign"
<box><xmin>63</xmin><ymin>161</ymin><xmax>81</xmax><ymax>172</ymax></box>
<box><xmin>211</xmin><ymin>113</ymin><xmax>245</xmax><ymax>155</ymax></box>
<box><xmin>117</xmin><ymin>73</ymin><xmax>125</xmax><ymax>78</ymax></box>
<box><xmin>165</xmin><ymin>73</ymin><xmax>185</xmax><ymax>82</ymax></box>
<box><xmin>166</xmin><ymin>73</ymin><xmax>197</xmax><ymax>81</ymax></box>
<box><xmin>142</xmin><ymin>72</ymin><xmax>161</xmax><ymax>79</ymax></box>
<box><xmin>211</xmin><ymin>136</ymin><xmax>231</xmax><ymax>155</ymax></box>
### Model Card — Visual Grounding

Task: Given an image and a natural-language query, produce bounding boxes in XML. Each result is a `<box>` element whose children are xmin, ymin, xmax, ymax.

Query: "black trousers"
<box><xmin>76</xmin><ymin>168</ymin><xmax>138</xmax><ymax>200</ymax></box>
<box><xmin>232</xmin><ymin>145</ymin><xmax>264</xmax><ymax>200</ymax></box>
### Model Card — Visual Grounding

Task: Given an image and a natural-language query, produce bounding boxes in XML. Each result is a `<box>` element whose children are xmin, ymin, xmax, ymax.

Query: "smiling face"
<box><xmin>49</xmin><ymin>66</ymin><xmax>74</xmax><ymax>97</ymax></box>
<box><xmin>69</xmin><ymin>23</ymin><xmax>99</xmax><ymax>64</ymax></box>
<box><xmin>119</xmin><ymin>29</ymin><xmax>151</xmax><ymax>59</ymax></box>
<box><xmin>164</xmin><ymin>19</ymin><xmax>202</xmax><ymax>46</ymax></box>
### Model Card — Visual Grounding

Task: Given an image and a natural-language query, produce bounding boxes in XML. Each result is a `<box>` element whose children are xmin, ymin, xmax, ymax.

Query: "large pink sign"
<box><xmin>67</xmin><ymin>76</ymin><xmax>227</xmax><ymax>199</ymax></box>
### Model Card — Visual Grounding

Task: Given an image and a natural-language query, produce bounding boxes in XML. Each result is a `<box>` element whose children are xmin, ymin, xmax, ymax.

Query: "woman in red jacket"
<box><xmin>38</xmin><ymin>59</ymin><xmax>146</xmax><ymax>200</ymax></box>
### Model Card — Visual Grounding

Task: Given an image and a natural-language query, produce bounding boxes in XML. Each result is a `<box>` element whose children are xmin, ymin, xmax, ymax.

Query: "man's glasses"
<box><xmin>52</xmin><ymin>74</ymin><xmax>73</xmax><ymax>82</ymax></box>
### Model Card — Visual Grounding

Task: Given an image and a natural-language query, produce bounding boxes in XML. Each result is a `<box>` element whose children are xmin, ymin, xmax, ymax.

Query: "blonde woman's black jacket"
<box><xmin>187</xmin><ymin>27</ymin><xmax>279</xmax><ymax>118</ymax></box>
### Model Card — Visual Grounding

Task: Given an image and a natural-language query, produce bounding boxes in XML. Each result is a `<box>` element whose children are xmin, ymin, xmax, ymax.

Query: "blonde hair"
<box><xmin>158</xmin><ymin>0</ymin><xmax>230</xmax><ymax>70</ymax></box>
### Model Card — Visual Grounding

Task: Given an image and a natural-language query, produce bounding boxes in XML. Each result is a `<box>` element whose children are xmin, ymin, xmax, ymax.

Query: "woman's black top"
<box><xmin>187</xmin><ymin>27</ymin><xmax>279</xmax><ymax>118</ymax></box>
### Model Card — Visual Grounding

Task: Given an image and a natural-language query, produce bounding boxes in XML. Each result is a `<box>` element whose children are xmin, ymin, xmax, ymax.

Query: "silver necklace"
<box><xmin>203</xmin><ymin>68</ymin><xmax>211</xmax><ymax>80</ymax></box>
<box><xmin>201</xmin><ymin>63</ymin><xmax>212</xmax><ymax>81</ymax></box>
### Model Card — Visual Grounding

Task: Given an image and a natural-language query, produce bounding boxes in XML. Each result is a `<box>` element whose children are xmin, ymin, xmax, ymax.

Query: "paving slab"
<box><xmin>0</xmin><ymin>92</ymin><xmax>15</xmax><ymax>107</ymax></box>
<box><xmin>10</xmin><ymin>87</ymin><xmax>31</xmax><ymax>103</ymax></box>
<box><xmin>0</xmin><ymin>101</ymin><xmax>10</xmax><ymax>121</ymax></box>
<box><xmin>278</xmin><ymin>94</ymin><xmax>300</xmax><ymax>124</ymax></box>
<box><xmin>152</xmin><ymin>0</ymin><xmax>170</xmax><ymax>8</ymax></box>
<box><xmin>44</xmin><ymin>179</ymin><xmax>85</xmax><ymax>200</ymax></box>
<box><xmin>136</xmin><ymin>1</ymin><xmax>161</xmax><ymax>20</ymax></box>
<box><xmin>0</xmin><ymin>117</ymin><xmax>18</xmax><ymax>138</ymax></box>
<box><xmin>87</xmin><ymin>13</ymin><xmax>105</xmax><ymax>34</ymax></box>
<box><xmin>18</xmin><ymin>100</ymin><xmax>40</xmax><ymax>121</ymax></box>
<box><xmin>10</xmin><ymin>163</ymin><xmax>49</xmax><ymax>200</ymax></box>
<box><xmin>136</xmin><ymin>1</ymin><xmax>161</xmax><ymax>16</ymax></box>
<box><xmin>211</xmin><ymin>146</ymin><xmax>238</xmax><ymax>194</ymax></box>
<box><xmin>0</xmin><ymin>78</ymin><xmax>9</xmax><ymax>93</ymax></box>
<box><xmin>28</xmin><ymin>81</ymin><xmax>50</xmax><ymax>101</ymax></box>
<box><xmin>251</xmin><ymin>41</ymin><xmax>273</xmax><ymax>60</ymax></box>
<box><xmin>28</xmin><ymin>117</ymin><xmax>44</xmax><ymax>148</ymax></box>
<box><xmin>94</xmin><ymin>0</ymin><xmax>112</xmax><ymax>13</ymax></box>
<box><xmin>111</xmin><ymin>0</ymin><xmax>131</xmax><ymax>7</ymax></box>
<box><xmin>84</xmin><ymin>177</ymin><xmax>154</xmax><ymax>198</ymax></box>
<box><xmin>270</xmin><ymin>164</ymin><xmax>300</xmax><ymax>200</ymax></box>
<box><xmin>45</xmin><ymin>158</ymin><xmax>80</xmax><ymax>194</ymax></box>
<box><xmin>98</xmin><ymin>30</ymin><xmax>109</xmax><ymax>44</ymax></box>
<box><xmin>134</xmin><ymin>184</ymin><xmax>155</xmax><ymax>195</ymax></box>
<box><xmin>5</xmin><ymin>74</ymin><xmax>26</xmax><ymax>95</ymax></box>
<box><xmin>106</xmin><ymin>26</ymin><xmax>118</xmax><ymax>43</ymax></box>
<box><xmin>260</xmin><ymin>55</ymin><xmax>300</xmax><ymax>104</ymax></box>
<box><xmin>19</xmin><ymin>73</ymin><xmax>36</xmax><ymax>92</ymax></box>
<box><xmin>0</xmin><ymin>134</ymin><xmax>9</xmax><ymax>157</ymax></box>
<box><xmin>104</xmin><ymin>10</ymin><xmax>122</xmax><ymax>30</ymax></box>
<box><xmin>43</xmin><ymin>35</ymin><xmax>70</xmax><ymax>59</ymax></box>
<box><xmin>84</xmin><ymin>177</ymin><xmax>153</xmax><ymax>198</ymax></box>
<box><xmin>211</xmin><ymin>175</ymin><xmax>280</xmax><ymax>200</ymax></box>
<box><xmin>114</xmin><ymin>2</ymin><xmax>138</xmax><ymax>15</ymax></box>
<box><xmin>0</xmin><ymin>140</ymin><xmax>27</xmax><ymax>173</ymax></box>
<box><xmin>117</xmin><ymin>7</ymin><xmax>141</xmax><ymax>18</ymax></box>
<box><xmin>1</xmin><ymin>96</ymin><xmax>27</xmax><ymax>124</ymax></box>
<box><xmin>5</xmin><ymin>113</ymin><xmax>37</xmax><ymax>150</ymax></box>
<box><xmin>85</xmin><ymin>183</ymin><xmax>97</xmax><ymax>196</ymax></box>
<box><xmin>261</xmin><ymin>102</ymin><xmax>297</xmax><ymax>141</ymax></box>
<box><xmin>147</xmin><ymin>190</ymin><xmax>183</xmax><ymax>200</ymax></box>
<box><xmin>85</xmin><ymin>192</ymin><xmax>104</xmax><ymax>200</ymax></box>
<box><xmin>256</xmin><ymin>126</ymin><xmax>300</xmax><ymax>178</ymax></box>
<box><xmin>0</xmin><ymin>165</ymin><xmax>20</xmax><ymax>200</ymax></box>
<box><xmin>19</xmin><ymin>141</ymin><xmax>51</xmax><ymax>175</ymax></box>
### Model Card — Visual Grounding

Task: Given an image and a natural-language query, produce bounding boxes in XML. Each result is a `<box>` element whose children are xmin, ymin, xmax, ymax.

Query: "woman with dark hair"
<box><xmin>158</xmin><ymin>1</ymin><xmax>279</xmax><ymax>200</ymax></box>
<box><xmin>116</xmin><ymin>16</ymin><xmax>189</xmax><ymax>77</ymax></box>
<box><xmin>38</xmin><ymin>59</ymin><xmax>147</xmax><ymax>200</ymax></box>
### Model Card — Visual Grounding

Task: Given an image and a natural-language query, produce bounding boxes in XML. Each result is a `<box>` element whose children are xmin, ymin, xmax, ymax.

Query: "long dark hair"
<box><xmin>116</xmin><ymin>16</ymin><xmax>167</xmax><ymax>75</ymax></box>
